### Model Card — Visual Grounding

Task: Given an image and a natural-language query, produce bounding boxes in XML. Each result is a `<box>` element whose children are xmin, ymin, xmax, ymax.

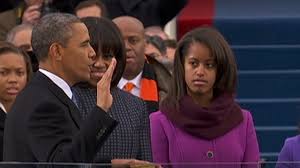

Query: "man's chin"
<box><xmin>88</xmin><ymin>77</ymin><xmax>100</xmax><ymax>87</ymax></box>
<box><xmin>90</xmin><ymin>75</ymin><xmax>101</xmax><ymax>81</ymax></box>
<box><xmin>87</xmin><ymin>81</ymin><xmax>97</xmax><ymax>88</ymax></box>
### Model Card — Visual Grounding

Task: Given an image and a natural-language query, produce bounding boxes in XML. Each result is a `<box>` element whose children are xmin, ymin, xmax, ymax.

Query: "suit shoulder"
<box><xmin>13</xmin><ymin>78</ymin><xmax>62</xmax><ymax>113</ymax></box>
<box><xmin>18</xmin><ymin>82</ymin><xmax>51</xmax><ymax>100</ymax></box>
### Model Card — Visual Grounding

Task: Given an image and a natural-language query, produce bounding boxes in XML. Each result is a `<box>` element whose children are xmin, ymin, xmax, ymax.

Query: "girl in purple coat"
<box><xmin>276</xmin><ymin>135</ymin><xmax>300</xmax><ymax>168</ymax></box>
<box><xmin>150</xmin><ymin>27</ymin><xmax>260</xmax><ymax>168</ymax></box>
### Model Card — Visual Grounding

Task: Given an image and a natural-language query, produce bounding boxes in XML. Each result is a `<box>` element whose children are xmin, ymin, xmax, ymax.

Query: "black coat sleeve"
<box><xmin>27</xmin><ymin>102</ymin><xmax>117</xmax><ymax>163</ymax></box>
<box><xmin>158</xmin><ymin>0</ymin><xmax>189</xmax><ymax>26</ymax></box>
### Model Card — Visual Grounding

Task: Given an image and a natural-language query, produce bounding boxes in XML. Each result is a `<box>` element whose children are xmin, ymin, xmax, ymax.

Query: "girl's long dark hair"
<box><xmin>161</xmin><ymin>26</ymin><xmax>238</xmax><ymax>112</ymax></box>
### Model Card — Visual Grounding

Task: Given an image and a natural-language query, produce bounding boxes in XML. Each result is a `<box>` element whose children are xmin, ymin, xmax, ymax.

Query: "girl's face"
<box><xmin>184</xmin><ymin>42</ymin><xmax>217</xmax><ymax>99</ymax></box>
<box><xmin>0</xmin><ymin>52</ymin><xmax>27</xmax><ymax>103</ymax></box>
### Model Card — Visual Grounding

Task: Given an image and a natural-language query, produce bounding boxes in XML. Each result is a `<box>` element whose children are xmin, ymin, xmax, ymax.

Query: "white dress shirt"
<box><xmin>117</xmin><ymin>71</ymin><xmax>143</xmax><ymax>97</ymax></box>
<box><xmin>0</xmin><ymin>102</ymin><xmax>6</xmax><ymax>113</ymax></box>
<box><xmin>39</xmin><ymin>69</ymin><xmax>73</xmax><ymax>99</ymax></box>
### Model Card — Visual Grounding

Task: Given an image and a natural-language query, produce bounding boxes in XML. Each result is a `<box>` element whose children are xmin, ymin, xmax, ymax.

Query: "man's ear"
<box><xmin>49</xmin><ymin>43</ymin><xmax>63</xmax><ymax>61</ymax></box>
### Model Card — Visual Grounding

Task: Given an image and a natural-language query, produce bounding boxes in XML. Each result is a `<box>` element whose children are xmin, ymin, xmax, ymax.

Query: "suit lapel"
<box><xmin>0</xmin><ymin>109</ymin><xmax>6</xmax><ymax>130</ymax></box>
<box><xmin>35</xmin><ymin>72</ymin><xmax>81</xmax><ymax>128</ymax></box>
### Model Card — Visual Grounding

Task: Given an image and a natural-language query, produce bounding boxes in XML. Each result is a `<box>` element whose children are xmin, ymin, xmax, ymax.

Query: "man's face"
<box><xmin>166</xmin><ymin>47</ymin><xmax>175</xmax><ymax>61</ymax></box>
<box><xmin>12</xmin><ymin>29</ymin><xmax>33</xmax><ymax>51</ymax></box>
<box><xmin>116</xmin><ymin>22</ymin><xmax>145</xmax><ymax>80</ymax></box>
<box><xmin>145</xmin><ymin>43</ymin><xmax>164</xmax><ymax>62</ymax></box>
<box><xmin>59</xmin><ymin>23</ymin><xmax>96</xmax><ymax>85</ymax></box>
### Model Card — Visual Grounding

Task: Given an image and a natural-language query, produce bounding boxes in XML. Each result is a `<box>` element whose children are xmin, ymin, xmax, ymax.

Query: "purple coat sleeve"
<box><xmin>276</xmin><ymin>138</ymin><xmax>293</xmax><ymax>168</ymax></box>
<box><xmin>243</xmin><ymin>111</ymin><xmax>260</xmax><ymax>165</ymax></box>
<box><xmin>150</xmin><ymin>112</ymin><xmax>170</xmax><ymax>164</ymax></box>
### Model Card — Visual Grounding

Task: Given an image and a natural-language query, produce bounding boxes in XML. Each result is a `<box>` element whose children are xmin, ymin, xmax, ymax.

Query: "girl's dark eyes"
<box><xmin>0</xmin><ymin>70</ymin><xmax>26</xmax><ymax>76</ymax></box>
<box><xmin>190</xmin><ymin>61</ymin><xmax>198</xmax><ymax>67</ymax></box>
<box><xmin>0</xmin><ymin>71</ymin><xmax>7</xmax><ymax>75</ymax></box>
<box><xmin>205</xmin><ymin>63</ymin><xmax>216</xmax><ymax>68</ymax></box>
<box><xmin>17</xmin><ymin>71</ymin><xmax>25</xmax><ymax>76</ymax></box>
<box><xmin>188</xmin><ymin>61</ymin><xmax>216</xmax><ymax>69</ymax></box>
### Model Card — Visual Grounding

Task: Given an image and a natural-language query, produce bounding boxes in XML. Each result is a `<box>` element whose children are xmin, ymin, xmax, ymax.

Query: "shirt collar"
<box><xmin>39</xmin><ymin>69</ymin><xmax>73</xmax><ymax>99</ymax></box>
<box><xmin>0</xmin><ymin>102</ymin><xmax>6</xmax><ymax>113</ymax></box>
<box><xmin>118</xmin><ymin>71</ymin><xmax>143</xmax><ymax>89</ymax></box>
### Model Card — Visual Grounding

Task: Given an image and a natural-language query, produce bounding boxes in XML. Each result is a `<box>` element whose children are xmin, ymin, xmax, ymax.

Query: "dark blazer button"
<box><xmin>96</xmin><ymin>128</ymin><xmax>107</xmax><ymax>140</ymax></box>
<box><xmin>206</xmin><ymin>151</ymin><xmax>214</xmax><ymax>158</ymax></box>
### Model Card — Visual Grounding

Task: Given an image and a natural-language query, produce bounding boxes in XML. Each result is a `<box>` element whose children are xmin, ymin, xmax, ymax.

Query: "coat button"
<box><xmin>96</xmin><ymin>128</ymin><xmax>107</xmax><ymax>140</ymax></box>
<box><xmin>206</xmin><ymin>151</ymin><xmax>214</xmax><ymax>158</ymax></box>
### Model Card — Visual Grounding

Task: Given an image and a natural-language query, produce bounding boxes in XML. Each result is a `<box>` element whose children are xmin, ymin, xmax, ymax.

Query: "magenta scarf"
<box><xmin>161</xmin><ymin>93</ymin><xmax>243</xmax><ymax>140</ymax></box>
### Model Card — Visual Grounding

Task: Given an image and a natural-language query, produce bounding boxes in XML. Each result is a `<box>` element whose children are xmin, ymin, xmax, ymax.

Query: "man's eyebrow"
<box><xmin>19</xmin><ymin>44</ymin><xmax>31</xmax><ymax>50</ymax></box>
<box><xmin>81</xmin><ymin>39</ymin><xmax>90</xmax><ymax>44</ymax></box>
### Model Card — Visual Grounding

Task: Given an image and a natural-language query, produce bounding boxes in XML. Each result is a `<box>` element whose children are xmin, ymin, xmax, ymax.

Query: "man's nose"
<box><xmin>124</xmin><ymin>40</ymin><xmax>132</xmax><ymax>51</ymax></box>
<box><xmin>89</xmin><ymin>46</ymin><xmax>96</xmax><ymax>59</ymax></box>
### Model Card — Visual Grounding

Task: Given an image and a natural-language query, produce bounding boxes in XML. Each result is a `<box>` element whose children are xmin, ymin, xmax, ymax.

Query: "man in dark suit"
<box><xmin>0</xmin><ymin>106</ymin><xmax>5</xmax><ymax>161</ymax></box>
<box><xmin>113</xmin><ymin>16</ymin><xmax>172</xmax><ymax>113</ymax></box>
<box><xmin>3</xmin><ymin>13</ymin><xmax>118</xmax><ymax>163</ymax></box>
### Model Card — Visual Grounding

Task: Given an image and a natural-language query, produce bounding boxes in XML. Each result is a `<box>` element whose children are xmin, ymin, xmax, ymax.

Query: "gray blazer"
<box><xmin>73</xmin><ymin>87</ymin><xmax>152</xmax><ymax>161</ymax></box>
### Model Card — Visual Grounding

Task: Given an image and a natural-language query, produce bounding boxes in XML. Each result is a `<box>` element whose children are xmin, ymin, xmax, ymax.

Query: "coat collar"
<box><xmin>35</xmin><ymin>72</ymin><xmax>81</xmax><ymax>128</ymax></box>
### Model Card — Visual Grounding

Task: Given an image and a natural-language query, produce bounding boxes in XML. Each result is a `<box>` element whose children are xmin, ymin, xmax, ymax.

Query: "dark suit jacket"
<box><xmin>7</xmin><ymin>0</ymin><xmax>188</xmax><ymax>29</ymax></box>
<box><xmin>68</xmin><ymin>0</ymin><xmax>188</xmax><ymax>27</ymax></box>
<box><xmin>0</xmin><ymin>0</ymin><xmax>14</xmax><ymax>12</ymax></box>
<box><xmin>0</xmin><ymin>108</ymin><xmax>6</xmax><ymax>161</ymax></box>
<box><xmin>3</xmin><ymin>72</ymin><xmax>118</xmax><ymax>163</ymax></box>
<box><xmin>99</xmin><ymin>0</ymin><xmax>188</xmax><ymax>27</ymax></box>
<box><xmin>73</xmin><ymin>87</ymin><xmax>152</xmax><ymax>161</ymax></box>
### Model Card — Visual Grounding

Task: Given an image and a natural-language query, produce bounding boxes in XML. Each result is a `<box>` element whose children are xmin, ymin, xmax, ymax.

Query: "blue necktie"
<box><xmin>71</xmin><ymin>88</ymin><xmax>79</xmax><ymax>108</ymax></box>
<box><xmin>70</xmin><ymin>87</ymin><xmax>89</xmax><ymax>120</ymax></box>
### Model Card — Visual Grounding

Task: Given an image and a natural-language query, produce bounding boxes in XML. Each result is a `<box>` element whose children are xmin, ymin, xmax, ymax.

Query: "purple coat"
<box><xmin>150</xmin><ymin>110</ymin><xmax>260</xmax><ymax>168</ymax></box>
<box><xmin>276</xmin><ymin>135</ymin><xmax>300</xmax><ymax>168</ymax></box>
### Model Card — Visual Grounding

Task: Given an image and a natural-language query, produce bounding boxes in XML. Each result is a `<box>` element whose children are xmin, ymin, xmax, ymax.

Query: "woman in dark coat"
<box><xmin>0</xmin><ymin>41</ymin><xmax>32</xmax><ymax>160</ymax></box>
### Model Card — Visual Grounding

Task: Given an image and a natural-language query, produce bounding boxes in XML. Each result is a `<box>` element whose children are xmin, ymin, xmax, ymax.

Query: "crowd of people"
<box><xmin>0</xmin><ymin>0</ymin><xmax>298</xmax><ymax>168</ymax></box>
